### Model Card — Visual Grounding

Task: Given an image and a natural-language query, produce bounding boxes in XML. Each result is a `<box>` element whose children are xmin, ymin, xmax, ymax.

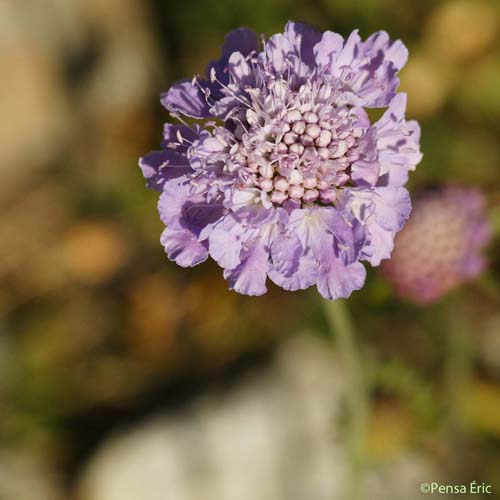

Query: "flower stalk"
<box><xmin>489</xmin><ymin>204</ymin><xmax>500</xmax><ymax>236</ymax></box>
<box><xmin>443</xmin><ymin>297</ymin><xmax>472</xmax><ymax>431</ymax></box>
<box><xmin>323</xmin><ymin>299</ymin><xmax>369</xmax><ymax>500</ymax></box>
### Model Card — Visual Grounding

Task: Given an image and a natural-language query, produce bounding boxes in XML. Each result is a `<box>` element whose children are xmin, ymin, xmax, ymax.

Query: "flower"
<box><xmin>139</xmin><ymin>22</ymin><xmax>422</xmax><ymax>299</ymax></box>
<box><xmin>382</xmin><ymin>187</ymin><xmax>492</xmax><ymax>304</ymax></box>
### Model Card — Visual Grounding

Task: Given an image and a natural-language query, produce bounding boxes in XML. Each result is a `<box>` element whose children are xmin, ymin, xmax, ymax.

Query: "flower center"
<box><xmin>229</xmin><ymin>81</ymin><xmax>364</xmax><ymax>208</ymax></box>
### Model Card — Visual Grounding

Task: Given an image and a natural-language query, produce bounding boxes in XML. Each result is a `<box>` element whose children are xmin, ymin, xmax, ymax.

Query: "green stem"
<box><xmin>323</xmin><ymin>299</ymin><xmax>369</xmax><ymax>500</ymax></box>
<box><xmin>489</xmin><ymin>205</ymin><xmax>500</xmax><ymax>237</ymax></box>
<box><xmin>443</xmin><ymin>298</ymin><xmax>472</xmax><ymax>431</ymax></box>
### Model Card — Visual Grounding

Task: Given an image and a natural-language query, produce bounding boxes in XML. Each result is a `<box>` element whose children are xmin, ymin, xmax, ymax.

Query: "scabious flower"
<box><xmin>139</xmin><ymin>22</ymin><xmax>422</xmax><ymax>299</ymax></box>
<box><xmin>382</xmin><ymin>187</ymin><xmax>492</xmax><ymax>304</ymax></box>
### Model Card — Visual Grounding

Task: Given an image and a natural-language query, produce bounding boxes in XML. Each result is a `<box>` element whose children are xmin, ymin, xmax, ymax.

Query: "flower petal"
<box><xmin>161</xmin><ymin>79</ymin><xmax>210</xmax><ymax>118</ymax></box>
<box><xmin>335</xmin><ymin>30</ymin><xmax>362</xmax><ymax>69</ymax></box>
<box><xmin>270</xmin><ymin>232</ymin><xmax>302</xmax><ymax>276</ymax></box>
<box><xmin>269</xmin><ymin>252</ymin><xmax>318</xmax><ymax>291</ymax></box>
<box><xmin>363</xmin><ymin>223</ymin><xmax>396</xmax><ymax>266</ymax></box>
<box><xmin>285</xmin><ymin>21</ymin><xmax>322</xmax><ymax>66</ymax></box>
<box><xmin>375</xmin><ymin>93</ymin><xmax>423</xmax><ymax>187</ymax></box>
<box><xmin>321</xmin><ymin>30</ymin><xmax>404</xmax><ymax>107</ymax></box>
<box><xmin>228</xmin><ymin>52</ymin><xmax>255</xmax><ymax>87</ymax></box>
<box><xmin>208</xmin><ymin>218</ymin><xmax>244</xmax><ymax>270</ymax></box>
<box><xmin>224</xmin><ymin>242</ymin><xmax>268</xmax><ymax>296</ymax></box>
<box><xmin>138</xmin><ymin>150</ymin><xmax>190</xmax><ymax>191</ymax></box>
<box><xmin>158</xmin><ymin>178</ymin><xmax>224</xmax><ymax>233</ymax></box>
<box><xmin>162</xmin><ymin>124</ymin><xmax>199</xmax><ymax>151</ymax></box>
<box><xmin>348</xmin><ymin>186</ymin><xmax>412</xmax><ymax>232</ymax></box>
<box><xmin>365</xmin><ymin>31</ymin><xmax>408</xmax><ymax>70</ymax></box>
<box><xmin>265</xmin><ymin>33</ymin><xmax>293</xmax><ymax>73</ymax></box>
<box><xmin>372</xmin><ymin>187</ymin><xmax>412</xmax><ymax>232</ymax></box>
<box><xmin>160</xmin><ymin>227</ymin><xmax>208</xmax><ymax>267</ymax></box>
<box><xmin>313</xmin><ymin>31</ymin><xmax>344</xmax><ymax>71</ymax></box>
<box><xmin>317</xmin><ymin>259</ymin><xmax>366</xmax><ymax>300</ymax></box>
<box><xmin>220</xmin><ymin>27</ymin><xmax>259</xmax><ymax>58</ymax></box>
<box><xmin>351</xmin><ymin>159</ymin><xmax>380</xmax><ymax>187</ymax></box>
<box><xmin>206</xmin><ymin>28</ymin><xmax>258</xmax><ymax>99</ymax></box>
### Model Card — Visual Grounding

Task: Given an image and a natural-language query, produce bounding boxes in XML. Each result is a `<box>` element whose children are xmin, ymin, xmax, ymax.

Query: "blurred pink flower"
<box><xmin>382</xmin><ymin>187</ymin><xmax>492</xmax><ymax>304</ymax></box>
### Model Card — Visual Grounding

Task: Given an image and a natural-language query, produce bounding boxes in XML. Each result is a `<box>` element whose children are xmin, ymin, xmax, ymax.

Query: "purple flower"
<box><xmin>382</xmin><ymin>187</ymin><xmax>492</xmax><ymax>304</ymax></box>
<box><xmin>139</xmin><ymin>22</ymin><xmax>422</xmax><ymax>299</ymax></box>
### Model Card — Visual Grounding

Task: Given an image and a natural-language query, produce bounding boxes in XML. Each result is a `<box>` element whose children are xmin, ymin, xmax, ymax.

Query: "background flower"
<box><xmin>382</xmin><ymin>186</ymin><xmax>492</xmax><ymax>304</ymax></box>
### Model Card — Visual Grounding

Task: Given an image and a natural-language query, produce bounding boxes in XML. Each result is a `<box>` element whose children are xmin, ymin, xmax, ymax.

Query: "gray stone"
<box><xmin>77</xmin><ymin>336</ymin><xmax>438</xmax><ymax>500</ymax></box>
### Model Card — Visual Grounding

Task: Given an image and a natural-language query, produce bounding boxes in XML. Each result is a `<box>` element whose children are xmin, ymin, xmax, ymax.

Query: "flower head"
<box><xmin>139</xmin><ymin>22</ymin><xmax>422</xmax><ymax>299</ymax></box>
<box><xmin>382</xmin><ymin>187</ymin><xmax>492</xmax><ymax>304</ymax></box>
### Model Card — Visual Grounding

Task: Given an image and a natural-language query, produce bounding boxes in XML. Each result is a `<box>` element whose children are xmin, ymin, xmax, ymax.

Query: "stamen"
<box><xmin>169</xmin><ymin>112</ymin><xmax>190</xmax><ymax>127</ymax></box>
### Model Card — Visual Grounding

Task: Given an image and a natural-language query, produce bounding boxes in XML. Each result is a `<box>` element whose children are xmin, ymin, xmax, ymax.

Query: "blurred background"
<box><xmin>1</xmin><ymin>0</ymin><xmax>499</xmax><ymax>499</ymax></box>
